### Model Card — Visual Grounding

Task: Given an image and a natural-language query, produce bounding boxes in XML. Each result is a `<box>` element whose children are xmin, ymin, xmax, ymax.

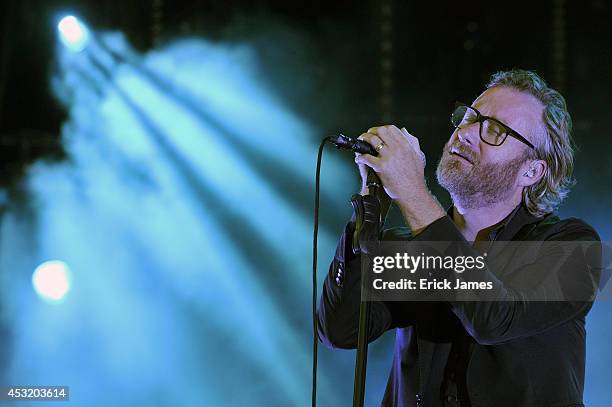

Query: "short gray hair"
<box><xmin>487</xmin><ymin>69</ymin><xmax>575</xmax><ymax>217</ymax></box>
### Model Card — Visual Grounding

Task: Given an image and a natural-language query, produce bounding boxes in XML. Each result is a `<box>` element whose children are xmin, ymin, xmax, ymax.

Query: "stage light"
<box><xmin>57</xmin><ymin>16</ymin><xmax>89</xmax><ymax>52</ymax></box>
<box><xmin>32</xmin><ymin>260</ymin><xmax>72</xmax><ymax>302</ymax></box>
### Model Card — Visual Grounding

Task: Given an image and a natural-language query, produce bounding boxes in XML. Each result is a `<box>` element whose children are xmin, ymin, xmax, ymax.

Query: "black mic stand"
<box><xmin>324</xmin><ymin>134</ymin><xmax>390</xmax><ymax>406</ymax></box>
<box><xmin>350</xmin><ymin>169</ymin><xmax>387</xmax><ymax>407</ymax></box>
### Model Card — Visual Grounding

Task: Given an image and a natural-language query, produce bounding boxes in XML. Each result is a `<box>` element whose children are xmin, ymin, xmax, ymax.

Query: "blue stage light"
<box><xmin>57</xmin><ymin>16</ymin><xmax>89</xmax><ymax>52</ymax></box>
<box><xmin>32</xmin><ymin>260</ymin><xmax>72</xmax><ymax>302</ymax></box>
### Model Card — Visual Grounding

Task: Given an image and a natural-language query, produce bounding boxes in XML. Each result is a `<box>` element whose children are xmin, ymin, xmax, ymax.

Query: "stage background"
<box><xmin>0</xmin><ymin>1</ymin><xmax>610</xmax><ymax>405</ymax></box>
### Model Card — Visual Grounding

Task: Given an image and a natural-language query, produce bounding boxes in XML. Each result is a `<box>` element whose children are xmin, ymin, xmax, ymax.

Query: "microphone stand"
<box><xmin>325</xmin><ymin>134</ymin><xmax>389</xmax><ymax>407</ymax></box>
<box><xmin>350</xmin><ymin>169</ymin><xmax>385</xmax><ymax>407</ymax></box>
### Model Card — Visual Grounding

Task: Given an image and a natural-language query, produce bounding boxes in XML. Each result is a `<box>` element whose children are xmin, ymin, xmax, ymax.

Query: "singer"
<box><xmin>317</xmin><ymin>70</ymin><xmax>601</xmax><ymax>406</ymax></box>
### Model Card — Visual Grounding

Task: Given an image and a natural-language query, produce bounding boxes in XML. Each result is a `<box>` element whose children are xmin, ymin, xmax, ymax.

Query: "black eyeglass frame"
<box><xmin>451</xmin><ymin>102</ymin><xmax>535</xmax><ymax>150</ymax></box>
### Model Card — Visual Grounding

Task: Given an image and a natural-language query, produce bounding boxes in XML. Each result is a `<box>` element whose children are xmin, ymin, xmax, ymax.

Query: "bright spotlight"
<box><xmin>57</xmin><ymin>15</ymin><xmax>89</xmax><ymax>52</ymax></box>
<box><xmin>32</xmin><ymin>260</ymin><xmax>72</xmax><ymax>302</ymax></box>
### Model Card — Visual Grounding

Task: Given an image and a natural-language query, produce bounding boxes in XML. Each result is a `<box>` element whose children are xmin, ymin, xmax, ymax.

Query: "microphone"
<box><xmin>326</xmin><ymin>134</ymin><xmax>378</xmax><ymax>156</ymax></box>
<box><xmin>326</xmin><ymin>133</ymin><xmax>382</xmax><ymax>188</ymax></box>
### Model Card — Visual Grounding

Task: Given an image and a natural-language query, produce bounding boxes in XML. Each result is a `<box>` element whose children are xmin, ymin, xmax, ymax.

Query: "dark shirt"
<box><xmin>317</xmin><ymin>203</ymin><xmax>601</xmax><ymax>407</ymax></box>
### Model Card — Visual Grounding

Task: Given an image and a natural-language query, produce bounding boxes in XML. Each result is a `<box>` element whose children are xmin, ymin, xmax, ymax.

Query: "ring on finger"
<box><xmin>375</xmin><ymin>142</ymin><xmax>386</xmax><ymax>152</ymax></box>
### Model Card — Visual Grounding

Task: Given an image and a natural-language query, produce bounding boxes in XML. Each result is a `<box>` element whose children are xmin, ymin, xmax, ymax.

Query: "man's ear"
<box><xmin>519</xmin><ymin>159</ymin><xmax>546</xmax><ymax>187</ymax></box>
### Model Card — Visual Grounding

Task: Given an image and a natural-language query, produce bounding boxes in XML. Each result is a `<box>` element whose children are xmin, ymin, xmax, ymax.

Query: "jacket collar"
<box><xmin>446</xmin><ymin>202</ymin><xmax>545</xmax><ymax>241</ymax></box>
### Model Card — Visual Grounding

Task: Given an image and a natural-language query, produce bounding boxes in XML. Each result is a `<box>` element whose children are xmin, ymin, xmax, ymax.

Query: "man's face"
<box><xmin>436</xmin><ymin>86</ymin><xmax>544</xmax><ymax>209</ymax></box>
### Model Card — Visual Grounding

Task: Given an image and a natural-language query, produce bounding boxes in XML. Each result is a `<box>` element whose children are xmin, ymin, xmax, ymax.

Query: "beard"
<box><xmin>436</xmin><ymin>142</ymin><xmax>528</xmax><ymax>209</ymax></box>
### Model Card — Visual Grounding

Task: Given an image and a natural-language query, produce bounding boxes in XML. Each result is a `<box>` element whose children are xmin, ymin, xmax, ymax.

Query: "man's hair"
<box><xmin>487</xmin><ymin>69</ymin><xmax>575</xmax><ymax>217</ymax></box>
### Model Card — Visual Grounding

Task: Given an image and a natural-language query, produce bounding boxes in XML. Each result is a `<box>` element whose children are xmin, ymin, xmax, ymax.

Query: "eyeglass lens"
<box><xmin>451</xmin><ymin>105</ymin><xmax>507</xmax><ymax>146</ymax></box>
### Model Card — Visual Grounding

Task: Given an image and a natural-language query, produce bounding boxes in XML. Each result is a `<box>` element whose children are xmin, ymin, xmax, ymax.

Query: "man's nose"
<box><xmin>456</xmin><ymin>123</ymin><xmax>480</xmax><ymax>148</ymax></box>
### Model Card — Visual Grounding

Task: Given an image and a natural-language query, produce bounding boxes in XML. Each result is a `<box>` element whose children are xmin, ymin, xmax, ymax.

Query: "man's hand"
<box><xmin>355</xmin><ymin>125</ymin><xmax>446</xmax><ymax>233</ymax></box>
<box><xmin>355</xmin><ymin>125</ymin><xmax>426</xmax><ymax>200</ymax></box>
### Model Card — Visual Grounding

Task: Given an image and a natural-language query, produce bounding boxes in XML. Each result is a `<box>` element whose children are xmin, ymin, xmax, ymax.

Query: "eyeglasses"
<box><xmin>450</xmin><ymin>102</ymin><xmax>535</xmax><ymax>150</ymax></box>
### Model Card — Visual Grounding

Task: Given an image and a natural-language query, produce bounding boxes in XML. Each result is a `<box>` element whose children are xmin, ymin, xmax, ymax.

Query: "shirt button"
<box><xmin>335</xmin><ymin>263</ymin><xmax>345</xmax><ymax>286</ymax></box>
<box><xmin>335</xmin><ymin>273</ymin><xmax>343</xmax><ymax>287</ymax></box>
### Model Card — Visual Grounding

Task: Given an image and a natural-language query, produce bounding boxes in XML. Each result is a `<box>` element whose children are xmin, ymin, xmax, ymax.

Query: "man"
<box><xmin>317</xmin><ymin>70</ymin><xmax>601</xmax><ymax>406</ymax></box>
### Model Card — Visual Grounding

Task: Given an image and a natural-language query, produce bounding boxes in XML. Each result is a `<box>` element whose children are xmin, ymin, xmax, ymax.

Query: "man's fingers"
<box><xmin>377</xmin><ymin>125</ymin><xmax>407</xmax><ymax>148</ymax></box>
<box><xmin>366</xmin><ymin>125</ymin><xmax>399</xmax><ymax>147</ymax></box>
<box><xmin>357</xmin><ymin>132</ymin><xmax>381</xmax><ymax>144</ymax></box>
<box><xmin>361</xmin><ymin>125</ymin><xmax>425</xmax><ymax>166</ymax></box>
<box><xmin>358</xmin><ymin>132</ymin><xmax>386</xmax><ymax>153</ymax></box>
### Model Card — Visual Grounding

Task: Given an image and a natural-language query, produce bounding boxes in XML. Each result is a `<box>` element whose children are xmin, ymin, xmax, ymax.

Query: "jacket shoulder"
<box><xmin>535</xmin><ymin>214</ymin><xmax>600</xmax><ymax>242</ymax></box>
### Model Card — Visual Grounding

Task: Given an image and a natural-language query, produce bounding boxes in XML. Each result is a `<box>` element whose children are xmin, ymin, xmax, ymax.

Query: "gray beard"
<box><xmin>436</xmin><ymin>146</ymin><xmax>527</xmax><ymax>209</ymax></box>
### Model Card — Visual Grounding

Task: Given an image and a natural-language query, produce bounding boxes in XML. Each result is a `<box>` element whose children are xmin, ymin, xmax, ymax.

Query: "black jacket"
<box><xmin>317</xmin><ymin>204</ymin><xmax>601</xmax><ymax>407</ymax></box>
